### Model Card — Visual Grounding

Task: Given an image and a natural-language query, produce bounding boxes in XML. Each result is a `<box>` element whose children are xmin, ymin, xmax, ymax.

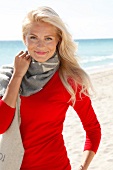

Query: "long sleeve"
<box><xmin>73</xmin><ymin>90</ymin><xmax>101</xmax><ymax>153</ymax></box>
<box><xmin>0</xmin><ymin>97</ymin><xmax>15</xmax><ymax>134</ymax></box>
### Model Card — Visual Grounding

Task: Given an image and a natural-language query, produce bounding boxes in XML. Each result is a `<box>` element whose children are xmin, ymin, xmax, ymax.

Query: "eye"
<box><xmin>30</xmin><ymin>36</ymin><xmax>37</xmax><ymax>40</ymax></box>
<box><xmin>45</xmin><ymin>37</ymin><xmax>52</xmax><ymax>41</ymax></box>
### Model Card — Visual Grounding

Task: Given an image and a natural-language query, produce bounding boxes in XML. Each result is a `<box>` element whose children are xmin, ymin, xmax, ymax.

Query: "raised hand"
<box><xmin>13</xmin><ymin>51</ymin><xmax>31</xmax><ymax>78</ymax></box>
<box><xmin>2</xmin><ymin>51</ymin><xmax>31</xmax><ymax>107</ymax></box>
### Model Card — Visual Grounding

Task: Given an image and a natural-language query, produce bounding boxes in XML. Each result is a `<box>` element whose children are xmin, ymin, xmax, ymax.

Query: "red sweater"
<box><xmin>0</xmin><ymin>71</ymin><xmax>101</xmax><ymax>170</ymax></box>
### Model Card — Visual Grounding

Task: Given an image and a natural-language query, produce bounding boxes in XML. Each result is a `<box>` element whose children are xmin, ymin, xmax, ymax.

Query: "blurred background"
<box><xmin>0</xmin><ymin>0</ymin><xmax>113</xmax><ymax>72</ymax></box>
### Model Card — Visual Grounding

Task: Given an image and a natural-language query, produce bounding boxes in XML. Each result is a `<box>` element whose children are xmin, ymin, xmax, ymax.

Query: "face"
<box><xmin>24</xmin><ymin>22</ymin><xmax>59</xmax><ymax>62</ymax></box>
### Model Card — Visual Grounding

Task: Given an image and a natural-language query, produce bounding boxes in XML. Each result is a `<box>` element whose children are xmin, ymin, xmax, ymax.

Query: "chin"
<box><xmin>35</xmin><ymin>59</ymin><xmax>47</xmax><ymax>63</ymax></box>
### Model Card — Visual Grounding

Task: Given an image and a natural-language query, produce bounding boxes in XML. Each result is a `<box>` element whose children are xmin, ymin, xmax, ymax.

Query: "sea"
<box><xmin>0</xmin><ymin>38</ymin><xmax>113</xmax><ymax>73</ymax></box>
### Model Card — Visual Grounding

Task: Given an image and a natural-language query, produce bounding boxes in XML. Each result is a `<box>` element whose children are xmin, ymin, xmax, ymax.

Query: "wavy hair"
<box><xmin>22</xmin><ymin>6</ymin><xmax>93</xmax><ymax>105</ymax></box>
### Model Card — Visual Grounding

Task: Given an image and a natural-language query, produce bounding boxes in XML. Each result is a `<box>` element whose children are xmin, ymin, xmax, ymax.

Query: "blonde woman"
<box><xmin>0</xmin><ymin>6</ymin><xmax>101</xmax><ymax>170</ymax></box>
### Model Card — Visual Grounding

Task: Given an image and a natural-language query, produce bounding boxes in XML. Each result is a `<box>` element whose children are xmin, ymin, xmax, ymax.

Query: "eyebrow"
<box><xmin>29</xmin><ymin>33</ymin><xmax>56</xmax><ymax>37</ymax></box>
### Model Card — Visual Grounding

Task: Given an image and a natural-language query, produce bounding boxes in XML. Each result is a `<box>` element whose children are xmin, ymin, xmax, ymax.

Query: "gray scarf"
<box><xmin>0</xmin><ymin>53</ymin><xmax>60</xmax><ymax>97</ymax></box>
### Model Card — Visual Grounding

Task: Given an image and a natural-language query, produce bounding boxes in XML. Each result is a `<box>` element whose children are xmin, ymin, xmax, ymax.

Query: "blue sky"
<box><xmin>0</xmin><ymin>0</ymin><xmax>113</xmax><ymax>40</ymax></box>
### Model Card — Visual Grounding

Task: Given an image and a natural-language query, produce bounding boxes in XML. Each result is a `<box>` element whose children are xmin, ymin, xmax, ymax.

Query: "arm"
<box><xmin>0</xmin><ymin>98</ymin><xmax>15</xmax><ymax>134</ymax></box>
<box><xmin>2</xmin><ymin>51</ymin><xmax>31</xmax><ymax>108</ymax></box>
<box><xmin>0</xmin><ymin>51</ymin><xmax>31</xmax><ymax>133</ymax></box>
<box><xmin>73</xmin><ymin>90</ymin><xmax>101</xmax><ymax>170</ymax></box>
<box><xmin>79</xmin><ymin>150</ymin><xmax>95</xmax><ymax>170</ymax></box>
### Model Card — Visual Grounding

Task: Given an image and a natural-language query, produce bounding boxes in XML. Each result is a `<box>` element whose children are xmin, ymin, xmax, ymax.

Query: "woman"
<box><xmin>0</xmin><ymin>6</ymin><xmax>101</xmax><ymax>170</ymax></box>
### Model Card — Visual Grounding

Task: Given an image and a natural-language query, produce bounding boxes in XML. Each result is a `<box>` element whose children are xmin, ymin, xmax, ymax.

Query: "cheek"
<box><xmin>25</xmin><ymin>41</ymin><xmax>34</xmax><ymax>49</ymax></box>
<box><xmin>24</xmin><ymin>37</ymin><xmax>33</xmax><ymax>48</ymax></box>
<box><xmin>48</xmin><ymin>42</ymin><xmax>58</xmax><ymax>50</ymax></box>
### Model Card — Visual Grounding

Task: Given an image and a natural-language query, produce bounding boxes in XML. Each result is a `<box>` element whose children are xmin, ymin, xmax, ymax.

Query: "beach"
<box><xmin>0</xmin><ymin>39</ymin><xmax>113</xmax><ymax>169</ymax></box>
<box><xmin>63</xmin><ymin>69</ymin><xmax>113</xmax><ymax>170</ymax></box>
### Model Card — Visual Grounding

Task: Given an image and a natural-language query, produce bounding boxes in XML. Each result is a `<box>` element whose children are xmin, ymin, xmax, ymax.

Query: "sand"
<box><xmin>63</xmin><ymin>69</ymin><xmax>113</xmax><ymax>170</ymax></box>
<box><xmin>0</xmin><ymin>68</ymin><xmax>112</xmax><ymax>169</ymax></box>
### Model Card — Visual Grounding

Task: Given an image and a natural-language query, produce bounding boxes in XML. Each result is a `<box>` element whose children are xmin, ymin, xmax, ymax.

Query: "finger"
<box><xmin>25</xmin><ymin>50</ymin><xmax>28</xmax><ymax>54</ymax></box>
<box><xmin>25</xmin><ymin>54</ymin><xmax>31</xmax><ymax>60</ymax></box>
<box><xmin>28</xmin><ymin>56</ymin><xmax>32</xmax><ymax>62</ymax></box>
<box><xmin>16</xmin><ymin>51</ymin><xmax>24</xmax><ymax>57</ymax></box>
<box><xmin>19</xmin><ymin>51</ymin><xmax>28</xmax><ymax>58</ymax></box>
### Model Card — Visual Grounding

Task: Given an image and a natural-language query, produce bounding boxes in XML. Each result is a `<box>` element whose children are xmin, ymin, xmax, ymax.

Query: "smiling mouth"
<box><xmin>35</xmin><ymin>51</ymin><xmax>47</xmax><ymax>55</ymax></box>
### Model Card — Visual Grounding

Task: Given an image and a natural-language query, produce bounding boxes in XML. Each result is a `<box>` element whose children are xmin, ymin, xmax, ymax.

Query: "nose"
<box><xmin>36</xmin><ymin>39</ymin><xmax>45</xmax><ymax>47</ymax></box>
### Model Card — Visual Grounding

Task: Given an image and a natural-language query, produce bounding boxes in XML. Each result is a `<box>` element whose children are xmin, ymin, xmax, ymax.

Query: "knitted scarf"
<box><xmin>0</xmin><ymin>52</ymin><xmax>60</xmax><ymax>97</ymax></box>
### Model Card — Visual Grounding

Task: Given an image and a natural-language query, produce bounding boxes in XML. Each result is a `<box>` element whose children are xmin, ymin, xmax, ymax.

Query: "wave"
<box><xmin>80</xmin><ymin>54</ymin><xmax>113</xmax><ymax>64</ymax></box>
<box><xmin>83</xmin><ymin>62</ymin><xmax>113</xmax><ymax>74</ymax></box>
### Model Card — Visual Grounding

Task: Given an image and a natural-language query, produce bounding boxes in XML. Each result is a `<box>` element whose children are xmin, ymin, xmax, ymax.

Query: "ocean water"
<box><xmin>76</xmin><ymin>38</ymin><xmax>113</xmax><ymax>72</ymax></box>
<box><xmin>0</xmin><ymin>39</ymin><xmax>113</xmax><ymax>73</ymax></box>
<box><xmin>0</xmin><ymin>40</ymin><xmax>26</xmax><ymax>67</ymax></box>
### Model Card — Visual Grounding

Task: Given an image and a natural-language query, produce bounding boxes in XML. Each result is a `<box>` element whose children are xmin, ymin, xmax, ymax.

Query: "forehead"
<box><xmin>27</xmin><ymin>22</ymin><xmax>58</xmax><ymax>35</ymax></box>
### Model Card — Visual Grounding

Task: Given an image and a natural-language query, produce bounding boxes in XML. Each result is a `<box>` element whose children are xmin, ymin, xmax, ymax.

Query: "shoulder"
<box><xmin>0</xmin><ymin>65</ymin><xmax>13</xmax><ymax>96</ymax></box>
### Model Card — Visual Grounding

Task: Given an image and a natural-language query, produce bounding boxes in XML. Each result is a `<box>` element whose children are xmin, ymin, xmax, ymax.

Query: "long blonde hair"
<box><xmin>22</xmin><ymin>6</ymin><xmax>93</xmax><ymax>105</ymax></box>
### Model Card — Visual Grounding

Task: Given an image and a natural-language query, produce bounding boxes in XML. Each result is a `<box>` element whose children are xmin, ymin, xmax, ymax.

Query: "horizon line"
<box><xmin>0</xmin><ymin>37</ymin><xmax>113</xmax><ymax>41</ymax></box>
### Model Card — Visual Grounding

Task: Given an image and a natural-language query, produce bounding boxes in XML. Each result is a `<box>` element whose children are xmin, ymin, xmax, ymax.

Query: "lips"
<box><xmin>34</xmin><ymin>51</ymin><xmax>47</xmax><ymax>55</ymax></box>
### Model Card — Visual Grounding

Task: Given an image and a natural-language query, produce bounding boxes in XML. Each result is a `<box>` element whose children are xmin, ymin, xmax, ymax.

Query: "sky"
<box><xmin>0</xmin><ymin>0</ymin><xmax>113</xmax><ymax>40</ymax></box>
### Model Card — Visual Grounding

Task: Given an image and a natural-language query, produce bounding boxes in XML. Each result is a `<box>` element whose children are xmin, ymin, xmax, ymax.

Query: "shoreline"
<box><xmin>84</xmin><ymin>63</ymin><xmax>113</xmax><ymax>75</ymax></box>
